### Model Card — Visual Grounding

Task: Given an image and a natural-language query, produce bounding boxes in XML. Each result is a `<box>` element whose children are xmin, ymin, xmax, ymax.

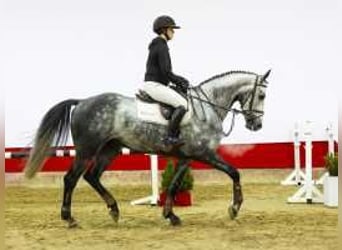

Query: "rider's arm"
<box><xmin>157</xmin><ymin>43</ymin><xmax>189</xmax><ymax>87</ymax></box>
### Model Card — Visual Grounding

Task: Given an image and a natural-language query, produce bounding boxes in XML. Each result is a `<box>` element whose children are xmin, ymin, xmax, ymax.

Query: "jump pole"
<box><xmin>281</xmin><ymin>122</ymin><xmax>306</xmax><ymax>186</ymax></box>
<box><xmin>287</xmin><ymin>121</ymin><xmax>323</xmax><ymax>204</ymax></box>
<box><xmin>130</xmin><ymin>154</ymin><xmax>159</xmax><ymax>206</ymax></box>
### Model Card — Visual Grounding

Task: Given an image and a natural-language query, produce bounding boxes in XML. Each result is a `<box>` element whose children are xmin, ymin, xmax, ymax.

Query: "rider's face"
<box><xmin>166</xmin><ymin>27</ymin><xmax>174</xmax><ymax>40</ymax></box>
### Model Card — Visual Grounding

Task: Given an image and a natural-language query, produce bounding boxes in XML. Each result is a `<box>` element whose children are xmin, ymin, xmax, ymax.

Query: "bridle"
<box><xmin>188</xmin><ymin>75</ymin><xmax>267</xmax><ymax>136</ymax></box>
<box><xmin>239</xmin><ymin>75</ymin><xmax>267</xmax><ymax>119</ymax></box>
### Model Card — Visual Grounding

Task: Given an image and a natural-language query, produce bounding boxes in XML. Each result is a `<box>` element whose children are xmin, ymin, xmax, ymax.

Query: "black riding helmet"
<box><xmin>153</xmin><ymin>15</ymin><xmax>180</xmax><ymax>34</ymax></box>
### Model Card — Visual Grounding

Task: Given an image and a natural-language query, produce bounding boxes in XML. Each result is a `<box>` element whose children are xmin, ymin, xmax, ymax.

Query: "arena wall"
<box><xmin>5</xmin><ymin>141</ymin><xmax>338</xmax><ymax>173</ymax></box>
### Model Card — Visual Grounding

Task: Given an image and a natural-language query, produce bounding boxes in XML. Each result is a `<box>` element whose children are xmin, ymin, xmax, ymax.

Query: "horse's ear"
<box><xmin>261</xmin><ymin>69</ymin><xmax>271</xmax><ymax>82</ymax></box>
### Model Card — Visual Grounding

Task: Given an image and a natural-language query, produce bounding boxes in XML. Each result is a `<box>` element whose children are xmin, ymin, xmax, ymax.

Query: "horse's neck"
<box><xmin>198</xmin><ymin>73</ymin><xmax>255</xmax><ymax>120</ymax></box>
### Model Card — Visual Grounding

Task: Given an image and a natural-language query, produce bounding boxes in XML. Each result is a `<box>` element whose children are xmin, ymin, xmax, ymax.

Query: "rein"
<box><xmin>187</xmin><ymin>92</ymin><xmax>242</xmax><ymax>137</ymax></box>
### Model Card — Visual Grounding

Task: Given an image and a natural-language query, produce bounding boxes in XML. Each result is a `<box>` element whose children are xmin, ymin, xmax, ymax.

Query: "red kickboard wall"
<box><xmin>5</xmin><ymin>141</ymin><xmax>338</xmax><ymax>173</ymax></box>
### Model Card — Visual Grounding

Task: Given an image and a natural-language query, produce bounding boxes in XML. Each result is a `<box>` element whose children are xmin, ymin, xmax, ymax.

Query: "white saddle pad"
<box><xmin>136</xmin><ymin>99</ymin><xmax>192</xmax><ymax>126</ymax></box>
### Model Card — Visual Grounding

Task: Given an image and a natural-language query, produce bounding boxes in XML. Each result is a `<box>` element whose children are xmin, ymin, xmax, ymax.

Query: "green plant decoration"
<box><xmin>161</xmin><ymin>159</ymin><xmax>194</xmax><ymax>192</ymax></box>
<box><xmin>324</xmin><ymin>153</ymin><xmax>338</xmax><ymax>177</ymax></box>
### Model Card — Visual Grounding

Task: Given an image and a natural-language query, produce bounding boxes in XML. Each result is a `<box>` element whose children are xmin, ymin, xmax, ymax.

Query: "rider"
<box><xmin>141</xmin><ymin>15</ymin><xmax>189</xmax><ymax>145</ymax></box>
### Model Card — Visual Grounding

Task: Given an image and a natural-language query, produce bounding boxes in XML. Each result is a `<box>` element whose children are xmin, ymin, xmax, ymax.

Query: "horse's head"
<box><xmin>239</xmin><ymin>69</ymin><xmax>271</xmax><ymax>131</ymax></box>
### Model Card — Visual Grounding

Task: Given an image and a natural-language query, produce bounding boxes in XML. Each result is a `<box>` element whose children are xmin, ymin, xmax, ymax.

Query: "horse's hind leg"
<box><xmin>83</xmin><ymin>143</ymin><xmax>120</xmax><ymax>222</ymax></box>
<box><xmin>200</xmin><ymin>153</ymin><xmax>243</xmax><ymax>220</ymax></box>
<box><xmin>61</xmin><ymin>155</ymin><xmax>91</xmax><ymax>228</ymax></box>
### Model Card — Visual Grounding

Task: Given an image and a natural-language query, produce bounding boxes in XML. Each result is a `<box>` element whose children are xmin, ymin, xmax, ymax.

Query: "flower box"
<box><xmin>158</xmin><ymin>159</ymin><xmax>194</xmax><ymax>207</ymax></box>
<box><xmin>323</xmin><ymin>153</ymin><xmax>338</xmax><ymax>207</ymax></box>
<box><xmin>158</xmin><ymin>191</ymin><xmax>192</xmax><ymax>206</ymax></box>
<box><xmin>323</xmin><ymin>176</ymin><xmax>338</xmax><ymax>207</ymax></box>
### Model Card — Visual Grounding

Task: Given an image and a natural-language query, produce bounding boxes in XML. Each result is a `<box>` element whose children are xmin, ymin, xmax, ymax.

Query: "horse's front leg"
<box><xmin>162</xmin><ymin>158</ymin><xmax>190</xmax><ymax>226</ymax></box>
<box><xmin>200</xmin><ymin>153</ymin><xmax>243</xmax><ymax>219</ymax></box>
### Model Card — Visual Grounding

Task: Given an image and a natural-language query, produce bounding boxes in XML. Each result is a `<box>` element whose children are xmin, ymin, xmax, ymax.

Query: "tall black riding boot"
<box><xmin>163</xmin><ymin>106</ymin><xmax>187</xmax><ymax>146</ymax></box>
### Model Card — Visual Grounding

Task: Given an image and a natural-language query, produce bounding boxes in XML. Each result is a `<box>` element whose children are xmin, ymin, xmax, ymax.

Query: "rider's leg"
<box><xmin>164</xmin><ymin>105</ymin><xmax>186</xmax><ymax>145</ymax></box>
<box><xmin>140</xmin><ymin>81</ymin><xmax>187</xmax><ymax>107</ymax></box>
<box><xmin>140</xmin><ymin>81</ymin><xmax>187</xmax><ymax>145</ymax></box>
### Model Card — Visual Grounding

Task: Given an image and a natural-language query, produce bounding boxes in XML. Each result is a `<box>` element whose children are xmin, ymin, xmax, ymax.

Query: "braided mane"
<box><xmin>198</xmin><ymin>70</ymin><xmax>257</xmax><ymax>86</ymax></box>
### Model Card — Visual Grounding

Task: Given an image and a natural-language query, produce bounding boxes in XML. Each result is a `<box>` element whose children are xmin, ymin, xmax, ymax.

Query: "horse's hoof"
<box><xmin>228</xmin><ymin>205</ymin><xmax>239</xmax><ymax>220</ymax></box>
<box><xmin>67</xmin><ymin>218</ymin><xmax>79</xmax><ymax>228</ymax></box>
<box><xmin>169</xmin><ymin>214</ymin><xmax>182</xmax><ymax>226</ymax></box>
<box><xmin>109</xmin><ymin>210</ymin><xmax>119</xmax><ymax>223</ymax></box>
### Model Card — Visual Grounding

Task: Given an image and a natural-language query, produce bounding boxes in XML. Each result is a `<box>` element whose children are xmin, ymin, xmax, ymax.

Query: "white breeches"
<box><xmin>140</xmin><ymin>81</ymin><xmax>187</xmax><ymax>108</ymax></box>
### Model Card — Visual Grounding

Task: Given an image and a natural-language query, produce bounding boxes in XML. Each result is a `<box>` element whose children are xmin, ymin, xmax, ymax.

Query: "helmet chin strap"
<box><xmin>161</xmin><ymin>29</ymin><xmax>170</xmax><ymax>41</ymax></box>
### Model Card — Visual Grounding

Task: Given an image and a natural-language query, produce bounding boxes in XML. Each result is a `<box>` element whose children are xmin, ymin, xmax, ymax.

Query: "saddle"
<box><xmin>136</xmin><ymin>90</ymin><xmax>175</xmax><ymax>120</ymax></box>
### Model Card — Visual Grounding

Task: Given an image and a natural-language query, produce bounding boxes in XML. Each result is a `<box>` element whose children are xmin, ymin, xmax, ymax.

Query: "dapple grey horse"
<box><xmin>24</xmin><ymin>69</ymin><xmax>271</xmax><ymax>227</ymax></box>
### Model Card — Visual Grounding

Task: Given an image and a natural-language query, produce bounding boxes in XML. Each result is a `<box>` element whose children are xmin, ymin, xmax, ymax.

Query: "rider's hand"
<box><xmin>180</xmin><ymin>79</ymin><xmax>189</xmax><ymax>90</ymax></box>
<box><xmin>179</xmin><ymin>81</ymin><xmax>189</xmax><ymax>95</ymax></box>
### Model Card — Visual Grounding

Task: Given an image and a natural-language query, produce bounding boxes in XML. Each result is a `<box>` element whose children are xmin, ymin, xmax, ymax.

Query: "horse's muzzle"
<box><xmin>246</xmin><ymin>119</ymin><xmax>262</xmax><ymax>131</ymax></box>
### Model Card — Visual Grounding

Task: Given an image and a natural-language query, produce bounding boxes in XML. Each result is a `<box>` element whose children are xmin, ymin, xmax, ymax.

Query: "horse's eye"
<box><xmin>259</xmin><ymin>94</ymin><xmax>265</xmax><ymax>100</ymax></box>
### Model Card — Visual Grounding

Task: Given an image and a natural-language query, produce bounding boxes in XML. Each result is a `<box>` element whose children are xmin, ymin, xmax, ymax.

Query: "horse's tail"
<box><xmin>24</xmin><ymin>99</ymin><xmax>80</xmax><ymax>179</ymax></box>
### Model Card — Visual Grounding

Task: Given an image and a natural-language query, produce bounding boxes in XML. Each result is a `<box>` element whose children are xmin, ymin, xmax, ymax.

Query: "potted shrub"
<box><xmin>323</xmin><ymin>153</ymin><xmax>338</xmax><ymax>207</ymax></box>
<box><xmin>158</xmin><ymin>159</ymin><xmax>194</xmax><ymax>206</ymax></box>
